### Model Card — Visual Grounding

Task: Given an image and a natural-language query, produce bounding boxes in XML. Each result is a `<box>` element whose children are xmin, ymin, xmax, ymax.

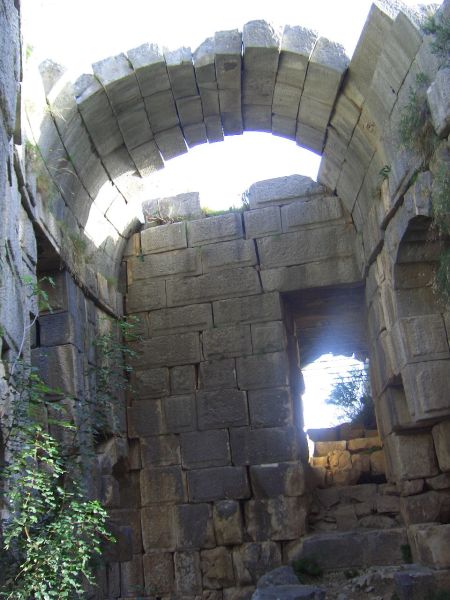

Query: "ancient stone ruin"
<box><xmin>1</xmin><ymin>0</ymin><xmax>450</xmax><ymax>598</ymax></box>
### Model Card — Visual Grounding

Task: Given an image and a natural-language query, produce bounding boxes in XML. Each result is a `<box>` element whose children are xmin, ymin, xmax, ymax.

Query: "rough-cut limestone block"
<box><xmin>244</xmin><ymin>206</ymin><xmax>282</xmax><ymax>239</ymax></box>
<box><xmin>409</xmin><ymin>523</ymin><xmax>450</xmax><ymax>569</ymax></box>
<box><xmin>92</xmin><ymin>53</ymin><xmax>140</xmax><ymax>110</ymax></box>
<box><xmin>233</xmin><ymin>542</ymin><xmax>282</xmax><ymax>586</ymax></box>
<box><xmin>116</xmin><ymin>100</ymin><xmax>153</xmax><ymax>150</ymax></box>
<box><xmin>170</xmin><ymin>365</ymin><xmax>196</xmax><ymax>394</ymax></box>
<box><xmin>188</xmin><ymin>466</ymin><xmax>251</xmax><ymax>503</ymax></box>
<box><xmin>248</xmin><ymin>386</ymin><xmax>292</xmax><ymax>428</ymax></box>
<box><xmin>426</xmin><ymin>472</ymin><xmax>450</xmax><ymax>491</ymax></box>
<box><xmin>144</xmin><ymin>191</ymin><xmax>203</xmax><ymax>222</ymax></box>
<box><xmin>127</xmin><ymin>43</ymin><xmax>171</xmax><ymax>96</ymax></box>
<box><xmin>245</xmin><ymin>496</ymin><xmax>307</xmax><ymax>541</ymax></box>
<box><xmin>215</xmin><ymin>29</ymin><xmax>243</xmax><ymax>135</ymax></box>
<box><xmin>141</xmin><ymin>504</ymin><xmax>176</xmax><ymax>551</ymax></box>
<box><xmin>75</xmin><ymin>74</ymin><xmax>123</xmax><ymax>155</ymax></box>
<box><xmin>295</xmin><ymin>122</ymin><xmax>325</xmax><ymax>154</ymax></box>
<box><xmin>181</xmin><ymin>430</ymin><xmax>231</xmax><ymax>469</ymax></box>
<box><xmin>127</xmin><ymin>399</ymin><xmax>164</xmax><ymax>438</ymax></box>
<box><xmin>427</xmin><ymin>67</ymin><xmax>450</xmax><ymax>137</ymax></box>
<box><xmin>213</xmin><ymin>500</ymin><xmax>244</xmax><ymax>546</ymax></box>
<box><xmin>187</xmin><ymin>212</ymin><xmax>243</xmax><ymax>246</ymax></box>
<box><xmin>384</xmin><ymin>432</ymin><xmax>439</xmax><ymax>482</ymax></box>
<box><xmin>348</xmin><ymin>437</ymin><xmax>382</xmax><ymax>452</ymax></box>
<box><xmin>140</xmin><ymin>435</ymin><xmax>180</xmax><ymax>468</ymax></box>
<box><xmin>120</xmin><ymin>554</ymin><xmax>144</xmax><ymax>597</ymax></box>
<box><xmin>130</xmin><ymin>367</ymin><xmax>170</xmax><ymax>398</ymax></box>
<box><xmin>257</xmin><ymin>225</ymin><xmax>355</xmax><ymax>269</ymax></box>
<box><xmin>281</xmin><ymin>196</ymin><xmax>344</xmax><ymax>232</ymax></box>
<box><xmin>205</xmin><ymin>114</ymin><xmax>224</xmax><ymax>142</ymax></box>
<box><xmin>201</xmin><ymin>239</ymin><xmax>257</xmax><ymax>272</ymax></box>
<box><xmin>140</xmin><ymin>466</ymin><xmax>186</xmax><ymax>505</ymax></box>
<box><xmin>141</xmin><ymin>221</ymin><xmax>187</xmax><ymax>254</ymax></box>
<box><xmin>154</xmin><ymin>125</ymin><xmax>188</xmax><ymax>160</ymax></box>
<box><xmin>163</xmin><ymin>394</ymin><xmax>196</xmax><ymax>433</ymax></box>
<box><xmin>250</xmin><ymin>321</ymin><xmax>286</xmax><ymax>355</ymax></box>
<box><xmin>128</xmin><ymin>248</ymin><xmax>201</xmax><ymax>281</ymax></box>
<box><xmin>183</xmin><ymin>122</ymin><xmax>208</xmax><ymax>147</ymax></box>
<box><xmin>31</xmin><ymin>345</ymin><xmax>82</xmax><ymax>397</ymax></box>
<box><xmin>144</xmin><ymin>89</ymin><xmax>179</xmax><ymax>132</ymax></box>
<box><xmin>148</xmin><ymin>303</ymin><xmax>213</xmax><ymax>336</ymax></box>
<box><xmin>236</xmin><ymin>351</ymin><xmax>289</xmax><ymax>390</ymax></box>
<box><xmin>250</xmin><ymin>462</ymin><xmax>305</xmax><ymax>498</ymax></box>
<box><xmin>38</xmin><ymin>311</ymin><xmax>78</xmax><ymax>349</ymax></box>
<box><xmin>198</xmin><ymin>358</ymin><xmax>237</xmax><ymax>390</ymax></box>
<box><xmin>402</xmin><ymin>360</ymin><xmax>450</xmax><ymax>419</ymax></box>
<box><xmin>432</xmin><ymin>421</ymin><xmax>450</xmax><ymax>472</ymax></box>
<box><xmin>197</xmin><ymin>389</ymin><xmax>248</xmax><ymax>430</ymax></box>
<box><xmin>126</xmin><ymin>279</ymin><xmax>166</xmax><ymax>313</ymax></box>
<box><xmin>247</xmin><ymin>175</ymin><xmax>327</xmax><ymax>209</ymax></box>
<box><xmin>165</xmin><ymin>46</ymin><xmax>198</xmax><ymax>99</ymax></box>
<box><xmin>176</xmin><ymin>94</ymin><xmax>203</xmax><ymax>125</ymax></box>
<box><xmin>193</xmin><ymin>38</ymin><xmax>222</xmax><ymax>140</ymax></box>
<box><xmin>201</xmin><ymin>546</ymin><xmax>236</xmax><ymax>589</ymax></box>
<box><xmin>130</xmin><ymin>139</ymin><xmax>165</xmax><ymax>176</ymax></box>
<box><xmin>174</xmin><ymin>551</ymin><xmax>202</xmax><ymax>594</ymax></box>
<box><xmin>393</xmin><ymin>315</ymin><xmax>449</xmax><ymax>369</ymax></box>
<box><xmin>202</xmin><ymin>324</ymin><xmax>252</xmax><ymax>360</ymax></box>
<box><xmin>213</xmin><ymin>292</ymin><xmax>282</xmax><ymax>326</ymax></box>
<box><xmin>370</xmin><ymin>450</ymin><xmax>386</xmax><ymax>476</ymax></box>
<box><xmin>272</xmin><ymin>114</ymin><xmax>297</xmax><ymax>139</ymax></box>
<box><xmin>175</xmin><ymin>503</ymin><xmax>216</xmax><ymax>549</ymax></box>
<box><xmin>314</xmin><ymin>441</ymin><xmax>347</xmax><ymax>456</ymax></box>
<box><xmin>143</xmin><ymin>552</ymin><xmax>175</xmax><ymax>595</ymax></box>
<box><xmin>230</xmin><ymin>426</ymin><xmax>299</xmax><ymax>466</ymax></box>
<box><xmin>400</xmin><ymin>490</ymin><xmax>447</xmax><ymax>525</ymax></box>
<box><xmin>129</xmin><ymin>332</ymin><xmax>201</xmax><ymax>368</ymax></box>
<box><xmin>166</xmin><ymin>267</ymin><xmax>261</xmax><ymax>306</ymax></box>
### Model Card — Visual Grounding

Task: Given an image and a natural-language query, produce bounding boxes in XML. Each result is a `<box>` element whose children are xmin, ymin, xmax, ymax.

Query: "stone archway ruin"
<box><xmin>1</xmin><ymin>0</ymin><xmax>450</xmax><ymax>597</ymax></box>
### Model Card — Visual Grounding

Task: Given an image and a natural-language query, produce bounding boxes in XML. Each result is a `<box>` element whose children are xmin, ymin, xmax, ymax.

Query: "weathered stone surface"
<box><xmin>250</xmin><ymin>462</ymin><xmax>305</xmax><ymax>497</ymax></box>
<box><xmin>215</xmin><ymin>29</ymin><xmax>243</xmax><ymax>135</ymax></box>
<box><xmin>400</xmin><ymin>490</ymin><xmax>448</xmax><ymax>525</ymax></box>
<box><xmin>128</xmin><ymin>248</ymin><xmax>201</xmax><ymax>280</ymax></box>
<box><xmin>148</xmin><ymin>303</ymin><xmax>213</xmax><ymax>336</ymax></box>
<box><xmin>140</xmin><ymin>466</ymin><xmax>186</xmax><ymax>505</ymax></box>
<box><xmin>231</xmin><ymin>427</ymin><xmax>299</xmax><ymax>465</ymax></box>
<box><xmin>427</xmin><ymin>67</ymin><xmax>450</xmax><ymax>137</ymax></box>
<box><xmin>251</xmin><ymin>321</ymin><xmax>286</xmax><ymax>354</ymax></box>
<box><xmin>144</xmin><ymin>89</ymin><xmax>179</xmax><ymax>132</ymax></box>
<box><xmin>188</xmin><ymin>466</ymin><xmax>250</xmax><ymax>502</ymax></box>
<box><xmin>247</xmin><ymin>175</ymin><xmax>327</xmax><ymax>210</ymax></box>
<box><xmin>384</xmin><ymin>432</ymin><xmax>439</xmax><ymax>481</ymax></box>
<box><xmin>347</xmin><ymin>437</ymin><xmax>381</xmax><ymax>452</ymax></box>
<box><xmin>170</xmin><ymin>364</ymin><xmax>196</xmax><ymax>394</ymax></box>
<box><xmin>201</xmin><ymin>238</ymin><xmax>257</xmax><ymax>272</ymax></box>
<box><xmin>199</xmin><ymin>358</ymin><xmax>237</xmax><ymax>390</ymax></box>
<box><xmin>213</xmin><ymin>500</ymin><xmax>244</xmax><ymax>545</ymax></box>
<box><xmin>253</xmin><ymin>585</ymin><xmax>325</xmax><ymax>600</ymax></box>
<box><xmin>140</xmin><ymin>434</ymin><xmax>180</xmax><ymax>467</ymax></box>
<box><xmin>314</xmin><ymin>441</ymin><xmax>347</xmax><ymax>456</ymax></box>
<box><xmin>154</xmin><ymin>125</ymin><xmax>188</xmax><ymax>160</ymax></box>
<box><xmin>201</xmin><ymin>546</ymin><xmax>236</xmax><ymax>589</ymax></box>
<box><xmin>236</xmin><ymin>352</ymin><xmax>289</xmax><ymax>390</ymax></box>
<box><xmin>203</xmin><ymin>325</ymin><xmax>252</xmax><ymax>359</ymax></box>
<box><xmin>181</xmin><ymin>430</ymin><xmax>230</xmax><ymax>469</ymax></box>
<box><xmin>31</xmin><ymin>344</ymin><xmax>81</xmax><ymax>397</ymax></box>
<box><xmin>245</xmin><ymin>496</ymin><xmax>307</xmax><ymax>541</ymax></box>
<box><xmin>120</xmin><ymin>554</ymin><xmax>144</xmax><ymax>598</ymax></box>
<box><xmin>175</xmin><ymin>503</ymin><xmax>216</xmax><ymax>549</ymax></box>
<box><xmin>370</xmin><ymin>450</ymin><xmax>386</xmax><ymax>476</ymax></box>
<box><xmin>141</xmin><ymin>505</ymin><xmax>176</xmax><ymax>550</ymax></box>
<box><xmin>213</xmin><ymin>292</ymin><xmax>282</xmax><ymax>326</ymax></box>
<box><xmin>233</xmin><ymin>542</ymin><xmax>282</xmax><ymax>585</ymax></box>
<box><xmin>127</xmin><ymin>399</ymin><xmax>164</xmax><ymax>438</ymax></box>
<box><xmin>143</xmin><ymin>552</ymin><xmax>175</xmax><ymax>595</ymax></box>
<box><xmin>188</xmin><ymin>213</ymin><xmax>243</xmax><ymax>246</ymax></box>
<box><xmin>129</xmin><ymin>332</ymin><xmax>201</xmax><ymax>367</ymax></box>
<box><xmin>141</xmin><ymin>223</ymin><xmax>187</xmax><ymax>254</ymax></box>
<box><xmin>244</xmin><ymin>206</ymin><xmax>282</xmax><ymax>239</ymax></box>
<box><xmin>256</xmin><ymin>566</ymin><xmax>299</xmax><ymax>589</ymax></box>
<box><xmin>126</xmin><ymin>279</ymin><xmax>166</xmax><ymax>313</ymax></box>
<box><xmin>131</xmin><ymin>367</ymin><xmax>170</xmax><ymax>398</ymax></box>
<box><xmin>197</xmin><ymin>389</ymin><xmax>248</xmax><ymax>430</ymax></box>
<box><xmin>281</xmin><ymin>196</ymin><xmax>344</xmax><ymax>232</ymax></box>
<box><xmin>166</xmin><ymin>267</ymin><xmax>261</xmax><ymax>306</ymax></box>
<box><xmin>163</xmin><ymin>394</ymin><xmax>196</xmax><ymax>433</ymax></box>
<box><xmin>248</xmin><ymin>387</ymin><xmax>293</xmax><ymax>428</ymax></box>
<box><xmin>432</xmin><ymin>420</ymin><xmax>450</xmax><ymax>472</ymax></box>
<box><xmin>174</xmin><ymin>551</ymin><xmax>202</xmax><ymax>594</ymax></box>
<box><xmin>409</xmin><ymin>523</ymin><xmax>450</xmax><ymax>568</ymax></box>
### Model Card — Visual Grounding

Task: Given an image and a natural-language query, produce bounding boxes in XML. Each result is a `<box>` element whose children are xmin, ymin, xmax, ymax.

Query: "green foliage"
<box><xmin>423</xmin><ymin>14</ymin><xmax>450</xmax><ymax>63</ymax></box>
<box><xmin>22</xmin><ymin>274</ymin><xmax>55</xmax><ymax>313</ymax></box>
<box><xmin>400</xmin><ymin>543</ymin><xmax>413</xmax><ymax>564</ymax></box>
<box><xmin>292</xmin><ymin>557</ymin><xmax>323</xmax><ymax>583</ymax></box>
<box><xmin>398</xmin><ymin>73</ymin><xmax>437</xmax><ymax>161</ymax></box>
<box><xmin>325</xmin><ymin>362</ymin><xmax>376</xmax><ymax>428</ymax></box>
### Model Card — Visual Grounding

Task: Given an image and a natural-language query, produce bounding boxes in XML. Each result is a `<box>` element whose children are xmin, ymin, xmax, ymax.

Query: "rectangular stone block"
<box><xmin>256</xmin><ymin>225</ymin><xmax>355</xmax><ymax>269</ymax></box>
<box><xmin>170</xmin><ymin>365</ymin><xmax>196</xmax><ymax>394</ymax></box>
<box><xmin>244</xmin><ymin>206</ymin><xmax>282</xmax><ymax>239</ymax></box>
<box><xmin>402</xmin><ymin>360</ymin><xmax>450</xmax><ymax>419</ymax></box>
<box><xmin>140</xmin><ymin>466</ymin><xmax>187</xmax><ymax>505</ymax></box>
<box><xmin>281</xmin><ymin>196</ymin><xmax>344</xmax><ymax>232</ymax></box>
<box><xmin>31</xmin><ymin>344</ymin><xmax>82</xmax><ymax>397</ymax></box>
<box><xmin>199</xmin><ymin>358</ymin><xmax>237</xmax><ymax>390</ymax></box>
<box><xmin>215</xmin><ymin>29</ymin><xmax>243</xmax><ymax>135</ymax></box>
<box><xmin>251</xmin><ymin>321</ymin><xmax>286</xmax><ymax>354</ymax></box>
<box><xmin>181</xmin><ymin>430</ymin><xmax>230</xmax><ymax>469</ymax></box>
<box><xmin>163</xmin><ymin>394</ymin><xmax>196</xmax><ymax>433</ymax></box>
<box><xmin>187</xmin><ymin>213</ymin><xmax>243</xmax><ymax>246</ymax></box>
<box><xmin>175</xmin><ymin>503</ymin><xmax>216</xmax><ymax>549</ymax></box>
<box><xmin>38</xmin><ymin>311</ymin><xmax>78</xmax><ymax>348</ymax></box>
<box><xmin>144</xmin><ymin>89</ymin><xmax>179</xmax><ymax>132</ymax></box>
<box><xmin>393</xmin><ymin>315</ymin><xmax>449</xmax><ymax>369</ymax></box>
<box><xmin>314</xmin><ymin>440</ymin><xmax>347</xmax><ymax>456</ymax></box>
<box><xmin>174</xmin><ymin>551</ymin><xmax>202</xmax><ymax>594</ymax></box>
<box><xmin>148</xmin><ymin>303</ymin><xmax>213</xmax><ymax>336</ymax></box>
<box><xmin>154</xmin><ymin>125</ymin><xmax>188</xmax><ymax>160</ymax></box>
<box><xmin>248</xmin><ymin>387</ymin><xmax>293</xmax><ymax>428</ymax></box>
<box><xmin>141</xmin><ymin>223</ymin><xmax>187</xmax><ymax>254</ymax></box>
<box><xmin>140</xmin><ymin>434</ymin><xmax>180</xmax><ymax>467</ymax></box>
<box><xmin>165</xmin><ymin>46</ymin><xmax>198</xmax><ymax>98</ymax></box>
<box><xmin>213</xmin><ymin>292</ymin><xmax>282</xmax><ymax>326</ymax></box>
<box><xmin>201</xmin><ymin>238</ymin><xmax>257</xmax><ymax>272</ymax></box>
<box><xmin>129</xmin><ymin>332</ymin><xmax>201</xmax><ymax>368</ymax></box>
<box><xmin>128</xmin><ymin>248</ymin><xmax>201</xmax><ymax>280</ymax></box>
<box><xmin>143</xmin><ymin>552</ymin><xmax>175</xmax><ymax>595</ymax></box>
<box><xmin>127</xmin><ymin>43</ymin><xmax>171</xmax><ymax>96</ymax></box>
<box><xmin>120</xmin><ymin>554</ymin><xmax>144</xmax><ymax>597</ymax></box>
<box><xmin>384</xmin><ymin>432</ymin><xmax>439</xmax><ymax>482</ymax></box>
<box><xmin>245</xmin><ymin>496</ymin><xmax>307</xmax><ymax>541</ymax></box>
<box><xmin>187</xmin><ymin>466</ymin><xmax>250</xmax><ymax>502</ymax></box>
<box><xmin>201</xmin><ymin>546</ymin><xmax>236</xmax><ymax>589</ymax></box>
<box><xmin>197</xmin><ymin>389</ymin><xmax>248</xmax><ymax>430</ymax></box>
<box><xmin>166</xmin><ymin>267</ymin><xmax>261</xmax><ymax>306</ymax></box>
<box><xmin>202</xmin><ymin>325</ymin><xmax>252</xmax><ymax>360</ymax></box>
<box><xmin>126</xmin><ymin>279</ymin><xmax>166</xmax><ymax>313</ymax></box>
<box><xmin>236</xmin><ymin>352</ymin><xmax>289</xmax><ymax>390</ymax></box>
<box><xmin>432</xmin><ymin>421</ymin><xmax>450</xmax><ymax>473</ymax></box>
<box><xmin>250</xmin><ymin>462</ymin><xmax>305</xmax><ymax>497</ymax></box>
<box><xmin>213</xmin><ymin>500</ymin><xmax>244</xmax><ymax>545</ymax></box>
<box><xmin>141</xmin><ymin>504</ymin><xmax>176</xmax><ymax>551</ymax></box>
<box><xmin>230</xmin><ymin>426</ymin><xmax>299</xmax><ymax>465</ymax></box>
<box><xmin>276</xmin><ymin>24</ymin><xmax>316</xmax><ymax>86</ymax></box>
<box><xmin>232</xmin><ymin>542</ymin><xmax>282</xmax><ymax>585</ymax></box>
<box><xmin>130</xmin><ymin>367</ymin><xmax>169</xmax><ymax>398</ymax></box>
<box><xmin>247</xmin><ymin>174</ymin><xmax>327</xmax><ymax>209</ymax></box>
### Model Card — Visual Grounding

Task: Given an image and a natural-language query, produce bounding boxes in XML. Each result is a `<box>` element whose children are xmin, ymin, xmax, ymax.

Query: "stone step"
<box><xmin>294</xmin><ymin>528</ymin><xmax>409</xmax><ymax>570</ymax></box>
